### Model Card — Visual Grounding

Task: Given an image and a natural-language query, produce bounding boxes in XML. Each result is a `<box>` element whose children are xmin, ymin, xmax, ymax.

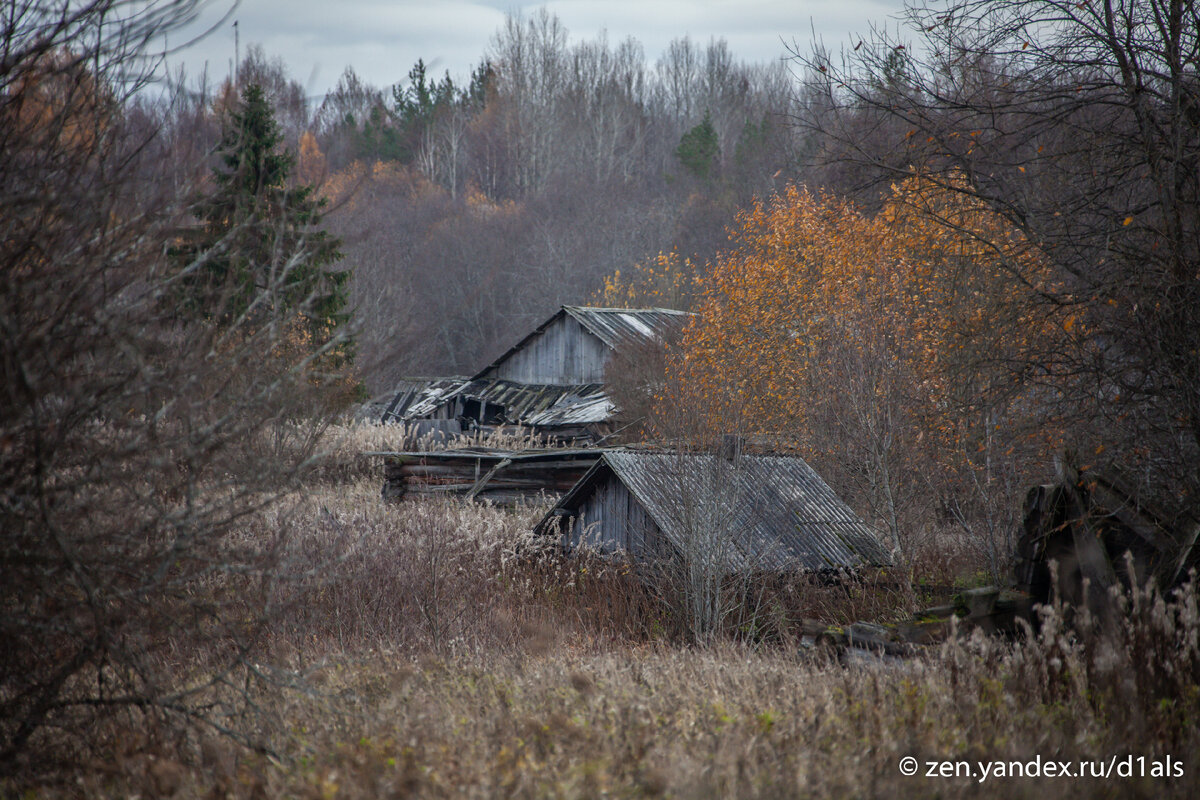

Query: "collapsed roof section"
<box><xmin>381</xmin><ymin>306</ymin><xmax>691</xmax><ymax>441</ymax></box>
<box><xmin>381</xmin><ymin>378</ymin><xmax>470</xmax><ymax>423</ymax></box>
<box><xmin>381</xmin><ymin>378</ymin><xmax>613</xmax><ymax>428</ymax></box>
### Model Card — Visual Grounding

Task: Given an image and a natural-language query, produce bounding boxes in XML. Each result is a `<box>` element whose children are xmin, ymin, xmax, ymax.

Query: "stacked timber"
<box><xmin>379</xmin><ymin>447</ymin><xmax>602</xmax><ymax>505</ymax></box>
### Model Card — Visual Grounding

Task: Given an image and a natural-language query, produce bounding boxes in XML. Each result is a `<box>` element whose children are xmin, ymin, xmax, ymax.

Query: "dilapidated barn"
<box><xmin>535</xmin><ymin>449</ymin><xmax>893</xmax><ymax>571</ymax></box>
<box><xmin>381</xmin><ymin>306</ymin><xmax>691</xmax><ymax>442</ymax></box>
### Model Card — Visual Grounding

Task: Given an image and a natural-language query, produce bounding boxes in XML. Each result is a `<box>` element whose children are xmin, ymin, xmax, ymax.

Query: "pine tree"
<box><xmin>176</xmin><ymin>84</ymin><xmax>350</xmax><ymax>358</ymax></box>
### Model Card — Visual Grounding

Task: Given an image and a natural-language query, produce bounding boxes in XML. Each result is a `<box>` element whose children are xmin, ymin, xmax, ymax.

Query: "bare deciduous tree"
<box><xmin>1</xmin><ymin>0</ymin><xmax>350</xmax><ymax>774</ymax></box>
<box><xmin>647</xmin><ymin>451</ymin><xmax>773</xmax><ymax>644</ymax></box>
<box><xmin>797</xmin><ymin>0</ymin><xmax>1200</xmax><ymax>519</ymax></box>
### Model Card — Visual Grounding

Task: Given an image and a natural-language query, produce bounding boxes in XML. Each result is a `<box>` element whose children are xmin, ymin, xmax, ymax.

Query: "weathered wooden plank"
<box><xmin>381</xmin><ymin>446</ymin><xmax>602</xmax><ymax>505</ymax></box>
<box><xmin>484</xmin><ymin>314</ymin><xmax>611</xmax><ymax>384</ymax></box>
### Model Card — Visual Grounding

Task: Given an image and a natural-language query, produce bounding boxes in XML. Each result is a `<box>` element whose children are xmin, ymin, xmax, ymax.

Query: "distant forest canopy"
<box><xmin>146</xmin><ymin>10</ymin><xmax>812</xmax><ymax>390</ymax></box>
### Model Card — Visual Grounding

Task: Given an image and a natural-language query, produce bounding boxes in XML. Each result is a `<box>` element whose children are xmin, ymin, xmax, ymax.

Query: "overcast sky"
<box><xmin>166</xmin><ymin>1</ymin><xmax>909</xmax><ymax>99</ymax></box>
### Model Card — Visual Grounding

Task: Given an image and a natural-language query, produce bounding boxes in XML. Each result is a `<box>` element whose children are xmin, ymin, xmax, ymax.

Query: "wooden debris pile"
<box><xmin>803</xmin><ymin>460</ymin><xmax>1200</xmax><ymax>661</ymax></box>
<box><xmin>799</xmin><ymin>586</ymin><xmax>1034</xmax><ymax>662</ymax></box>
<box><xmin>1015</xmin><ymin>463</ymin><xmax>1199</xmax><ymax>614</ymax></box>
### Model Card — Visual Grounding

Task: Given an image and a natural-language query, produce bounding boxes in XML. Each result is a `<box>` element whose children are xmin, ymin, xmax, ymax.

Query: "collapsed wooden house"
<box><xmin>534</xmin><ymin>449</ymin><xmax>893</xmax><ymax>571</ymax></box>
<box><xmin>1015</xmin><ymin>463</ymin><xmax>1200</xmax><ymax>611</ymax></box>
<box><xmin>380</xmin><ymin>306</ymin><xmax>691</xmax><ymax>443</ymax></box>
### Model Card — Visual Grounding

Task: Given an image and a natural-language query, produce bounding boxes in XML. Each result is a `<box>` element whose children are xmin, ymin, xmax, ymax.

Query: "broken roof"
<box><xmin>380</xmin><ymin>378</ymin><xmax>470</xmax><ymax>423</ymax></box>
<box><xmin>470</xmin><ymin>305</ymin><xmax>691</xmax><ymax>381</ymax></box>
<box><xmin>537</xmin><ymin>450</ymin><xmax>893</xmax><ymax>571</ymax></box>
<box><xmin>465</xmin><ymin>379</ymin><xmax>613</xmax><ymax>426</ymax></box>
<box><xmin>381</xmin><ymin>377</ymin><xmax>614</xmax><ymax>427</ymax></box>
<box><xmin>383</xmin><ymin>307</ymin><xmax>690</xmax><ymax>429</ymax></box>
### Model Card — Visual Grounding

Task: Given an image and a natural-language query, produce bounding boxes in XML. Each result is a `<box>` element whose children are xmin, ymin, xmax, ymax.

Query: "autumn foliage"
<box><xmin>5</xmin><ymin>49</ymin><xmax>110</xmax><ymax>156</ymax></box>
<box><xmin>660</xmin><ymin>175</ymin><xmax>1065</xmax><ymax>567</ymax></box>
<box><xmin>597</xmin><ymin>250</ymin><xmax>702</xmax><ymax>311</ymax></box>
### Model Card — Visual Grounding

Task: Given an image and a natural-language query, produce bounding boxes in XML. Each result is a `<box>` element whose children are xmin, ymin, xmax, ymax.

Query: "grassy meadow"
<box><xmin>12</xmin><ymin>424</ymin><xmax>1200</xmax><ymax>799</ymax></box>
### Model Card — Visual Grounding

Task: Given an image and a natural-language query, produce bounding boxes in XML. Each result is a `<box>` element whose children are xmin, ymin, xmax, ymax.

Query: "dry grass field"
<box><xmin>10</xmin><ymin>425</ymin><xmax>1200</xmax><ymax>798</ymax></box>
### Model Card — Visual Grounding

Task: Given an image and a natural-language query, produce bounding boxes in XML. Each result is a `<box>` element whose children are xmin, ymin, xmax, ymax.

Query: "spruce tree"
<box><xmin>676</xmin><ymin>110</ymin><xmax>720</xmax><ymax>180</ymax></box>
<box><xmin>176</xmin><ymin>84</ymin><xmax>350</xmax><ymax>359</ymax></box>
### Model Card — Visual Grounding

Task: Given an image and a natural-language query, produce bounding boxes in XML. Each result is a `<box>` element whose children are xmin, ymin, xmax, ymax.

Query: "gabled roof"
<box><xmin>470</xmin><ymin>306</ymin><xmax>691</xmax><ymax>381</ymax></box>
<box><xmin>561</xmin><ymin>306</ymin><xmax>692</xmax><ymax>351</ymax></box>
<box><xmin>537</xmin><ymin>450</ymin><xmax>892</xmax><ymax>571</ymax></box>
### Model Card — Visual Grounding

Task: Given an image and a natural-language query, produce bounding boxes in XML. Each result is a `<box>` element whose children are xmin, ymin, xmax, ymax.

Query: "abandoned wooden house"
<box><xmin>534</xmin><ymin>449</ymin><xmax>893</xmax><ymax>571</ymax></box>
<box><xmin>380</xmin><ymin>306</ymin><xmax>691</xmax><ymax>443</ymax></box>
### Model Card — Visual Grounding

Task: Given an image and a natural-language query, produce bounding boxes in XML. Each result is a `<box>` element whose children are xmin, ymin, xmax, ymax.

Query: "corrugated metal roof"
<box><xmin>470</xmin><ymin>305</ymin><xmax>691</xmax><ymax>382</ymax></box>
<box><xmin>540</xmin><ymin>450</ymin><xmax>892</xmax><ymax>571</ymax></box>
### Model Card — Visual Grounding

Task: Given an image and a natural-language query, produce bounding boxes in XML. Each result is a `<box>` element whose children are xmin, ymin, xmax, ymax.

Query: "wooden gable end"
<box><xmin>480</xmin><ymin>314</ymin><xmax>611</xmax><ymax>385</ymax></box>
<box><xmin>566</xmin><ymin>471</ymin><xmax>671</xmax><ymax>560</ymax></box>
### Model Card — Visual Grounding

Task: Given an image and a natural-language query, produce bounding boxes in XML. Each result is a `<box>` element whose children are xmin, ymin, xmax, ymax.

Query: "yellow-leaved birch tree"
<box><xmin>662</xmin><ymin>174</ymin><xmax>1064</xmax><ymax>572</ymax></box>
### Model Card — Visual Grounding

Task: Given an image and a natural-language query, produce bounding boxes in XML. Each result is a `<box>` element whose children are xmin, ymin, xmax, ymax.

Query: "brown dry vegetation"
<box><xmin>10</xmin><ymin>446</ymin><xmax>1200</xmax><ymax>799</ymax></box>
<box><xmin>254</xmin><ymin>420</ymin><xmax>559</xmax><ymax>488</ymax></box>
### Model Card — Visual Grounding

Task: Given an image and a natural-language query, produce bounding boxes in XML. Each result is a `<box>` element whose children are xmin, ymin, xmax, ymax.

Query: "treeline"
<box><xmin>140</xmin><ymin>10</ymin><xmax>803</xmax><ymax>388</ymax></box>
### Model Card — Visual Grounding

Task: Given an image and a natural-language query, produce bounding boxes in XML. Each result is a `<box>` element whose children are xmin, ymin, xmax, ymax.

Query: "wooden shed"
<box><xmin>534</xmin><ymin>450</ymin><xmax>893</xmax><ymax>572</ymax></box>
<box><xmin>380</xmin><ymin>306</ymin><xmax>691</xmax><ymax>441</ymax></box>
